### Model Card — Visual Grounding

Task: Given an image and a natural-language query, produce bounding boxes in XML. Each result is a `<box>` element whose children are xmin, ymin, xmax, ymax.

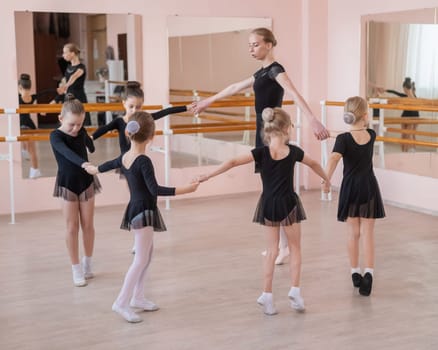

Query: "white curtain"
<box><xmin>405</xmin><ymin>24</ymin><xmax>438</xmax><ymax>99</ymax></box>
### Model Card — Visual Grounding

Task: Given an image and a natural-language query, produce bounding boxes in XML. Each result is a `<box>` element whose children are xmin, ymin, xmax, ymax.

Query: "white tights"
<box><xmin>114</xmin><ymin>227</ymin><xmax>154</xmax><ymax>308</ymax></box>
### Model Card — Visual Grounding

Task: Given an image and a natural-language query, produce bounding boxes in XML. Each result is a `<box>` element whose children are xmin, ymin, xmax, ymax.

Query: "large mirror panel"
<box><xmin>14</xmin><ymin>11</ymin><xmax>142</xmax><ymax>178</ymax></box>
<box><xmin>167</xmin><ymin>16</ymin><xmax>272</xmax><ymax>168</ymax></box>
<box><xmin>364</xmin><ymin>9</ymin><xmax>438</xmax><ymax>178</ymax></box>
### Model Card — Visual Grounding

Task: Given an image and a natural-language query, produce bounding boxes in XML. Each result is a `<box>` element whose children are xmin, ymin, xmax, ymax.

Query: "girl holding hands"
<box><xmin>323</xmin><ymin>96</ymin><xmax>385</xmax><ymax>296</ymax></box>
<box><xmin>85</xmin><ymin>111</ymin><xmax>199</xmax><ymax>323</ymax></box>
<box><xmin>50</xmin><ymin>94</ymin><xmax>100</xmax><ymax>287</ymax></box>
<box><xmin>198</xmin><ymin>107</ymin><xmax>330</xmax><ymax>315</ymax></box>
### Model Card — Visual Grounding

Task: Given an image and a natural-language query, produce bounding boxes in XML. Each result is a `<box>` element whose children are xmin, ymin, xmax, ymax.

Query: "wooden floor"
<box><xmin>1</xmin><ymin>191</ymin><xmax>437</xmax><ymax>350</ymax></box>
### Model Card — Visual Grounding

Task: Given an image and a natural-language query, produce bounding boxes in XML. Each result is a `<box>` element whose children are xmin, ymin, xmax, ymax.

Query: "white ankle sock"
<box><xmin>289</xmin><ymin>286</ymin><xmax>301</xmax><ymax>297</ymax></box>
<box><xmin>83</xmin><ymin>256</ymin><xmax>92</xmax><ymax>266</ymax></box>
<box><xmin>364</xmin><ymin>268</ymin><xmax>374</xmax><ymax>276</ymax></box>
<box><xmin>351</xmin><ymin>267</ymin><xmax>361</xmax><ymax>274</ymax></box>
<box><xmin>262</xmin><ymin>292</ymin><xmax>273</xmax><ymax>299</ymax></box>
<box><xmin>72</xmin><ymin>263</ymin><xmax>82</xmax><ymax>272</ymax></box>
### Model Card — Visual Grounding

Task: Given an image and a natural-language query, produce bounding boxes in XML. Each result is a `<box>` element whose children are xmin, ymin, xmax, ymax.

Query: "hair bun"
<box><xmin>20</xmin><ymin>73</ymin><xmax>30</xmax><ymax>81</ymax></box>
<box><xmin>343</xmin><ymin>112</ymin><xmax>356</xmax><ymax>125</ymax></box>
<box><xmin>126</xmin><ymin>81</ymin><xmax>141</xmax><ymax>89</ymax></box>
<box><xmin>262</xmin><ymin>107</ymin><xmax>275</xmax><ymax>123</ymax></box>
<box><xmin>126</xmin><ymin>120</ymin><xmax>140</xmax><ymax>135</ymax></box>
<box><xmin>64</xmin><ymin>93</ymin><xmax>76</xmax><ymax>102</ymax></box>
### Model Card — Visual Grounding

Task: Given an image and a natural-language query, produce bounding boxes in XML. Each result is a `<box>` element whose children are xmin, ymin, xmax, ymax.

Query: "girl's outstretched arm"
<box><xmin>194</xmin><ymin>77</ymin><xmax>254</xmax><ymax>114</ymax></box>
<box><xmin>300</xmin><ymin>154</ymin><xmax>331</xmax><ymax>187</ymax></box>
<box><xmin>199</xmin><ymin>153</ymin><xmax>253</xmax><ymax>182</ymax></box>
<box><xmin>275</xmin><ymin>73</ymin><xmax>329</xmax><ymax>140</ymax></box>
<box><xmin>323</xmin><ymin>152</ymin><xmax>342</xmax><ymax>192</ymax></box>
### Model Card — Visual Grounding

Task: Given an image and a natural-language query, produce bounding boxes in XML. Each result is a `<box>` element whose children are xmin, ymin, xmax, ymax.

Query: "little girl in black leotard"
<box><xmin>85</xmin><ymin>111</ymin><xmax>200</xmax><ymax>323</ymax></box>
<box><xmin>92</xmin><ymin>81</ymin><xmax>193</xmax><ymax>154</ymax></box>
<box><xmin>50</xmin><ymin>94</ymin><xmax>101</xmax><ymax>287</ymax></box>
<box><xmin>197</xmin><ymin>107</ymin><xmax>330</xmax><ymax>316</ymax></box>
<box><xmin>323</xmin><ymin>96</ymin><xmax>385</xmax><ymax>297</ymax></box>
<box><xmin>385</xmin><ymin>77</ymin><xmax>419</xmax><ymax>152</ymax></box>
<box><xmin>18</xmin><ymin>74</ymin><xmax>41</xmax><ymax>178</ymax></box>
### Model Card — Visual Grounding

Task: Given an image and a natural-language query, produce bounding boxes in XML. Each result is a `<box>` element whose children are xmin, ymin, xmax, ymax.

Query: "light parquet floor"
<box><xmin>0</xmin><ymin>191</ymin><xmax>437</xmax><ymax>350</ymax></box>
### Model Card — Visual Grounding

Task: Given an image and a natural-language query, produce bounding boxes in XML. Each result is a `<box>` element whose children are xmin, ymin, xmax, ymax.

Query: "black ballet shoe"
<box><xmin>359</xmin><ymin>272</ymin><xmax>373</xmax><ymax>296</ymax></box>
<box><xmin>351</xmin><ymin>273</ymin><xmax>363</xmax><ymax>288</ymax></box>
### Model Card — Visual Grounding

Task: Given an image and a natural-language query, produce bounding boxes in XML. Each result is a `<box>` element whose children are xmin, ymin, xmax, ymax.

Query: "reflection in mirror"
<box><xmin>365</xmin><ymin>14</ymin><xmax>438</xmax><ymax>178</ymax></box>
<box><xmin>14</xmin><ymin>11</ymin><xmax>142</xmax><ymax>178</ymax></box>
<box><xmin>167</xmin><ymin>16</ymin><xmax>272</xmax><ymax>168</ymax></box>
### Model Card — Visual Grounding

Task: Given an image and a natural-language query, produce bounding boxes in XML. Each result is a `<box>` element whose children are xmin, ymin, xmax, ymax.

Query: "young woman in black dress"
<box><xmin>323</xmin><ymin>96</ymin><xmax>385</xmax><ymax>296</ymax></box>
<box><xmin>197</xmin><ymin>107</ymin><xmax>330</xmax><ymax>315</ymax></box>
<box><xmin>85</xmin><ymin>111</ymin><xmax>199</xmax><ymax>323</ymax></box>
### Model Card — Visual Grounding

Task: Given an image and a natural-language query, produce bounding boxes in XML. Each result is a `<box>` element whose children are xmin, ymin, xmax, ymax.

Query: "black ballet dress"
<box><xmin>252</xmin><ymin>144</ymin><xmax>306</xmax><ymax>226</ymax></box>
<box><xmin>50</xmin><ymin>127</ymin><xmax>101</xmax><ymax>201</ymax></box>
<box><xmin>18</xmin><ymin>94</ymin><xmax>37</xmax><ymax>129</ymax></box>
<box><xmin>253</xmin><ymin>61</ymin><xmax>285</xmax><ymax>147</ymax></box>
<box><xmin>98</xmin><ymin>154</ymin><xmax>175</xmax><ymax>231</ymax></box>
<box><xmin>92</xmin><ymin>105</ymin><xmax>188</xmax><ymax>154</ymax></box>
<box><xmin>333</xmin><ymin>129</ymin><xmax>385</xmax><ymax>222</ymax></box>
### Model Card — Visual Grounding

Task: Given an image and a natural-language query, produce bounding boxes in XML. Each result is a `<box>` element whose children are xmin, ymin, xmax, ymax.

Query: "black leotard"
<box><xmin>18</xmin><ymin>94</ymin><xmax>37</xmax><ymax>129</ymax></box>
<box><xmin>50</xmin><ymin>127</ymin><xmax>101</xmax><ymax>201</ymax></box>
<box><xmin>252</xmin><ymin>62</ymin><xmax>286</xmax><ymax>147</ymax></box>
<box><xmin>333</xmin><ymin>129</ymin><xmax>385</xmax><ymax>222</ymax></box>
<box><xmin>251</xmin><ymin>144</ymin><xmax>306</xmax><ymax>226</ymax></box>
<box><xmin>98</xmin><ymin>154</ymin><xmax>175</xmax><ymax>231</ymax></box>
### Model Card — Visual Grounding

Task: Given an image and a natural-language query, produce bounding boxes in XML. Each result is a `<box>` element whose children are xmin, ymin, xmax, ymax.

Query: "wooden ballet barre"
<box><xmin>201</xmin><ymin>109</ymin><xmax>256</xmax><ymax>118</ymax></box>
<box><xmin>196</xmin><ymin>114</ymin><xmax>252</xmax><ymax>123</ymax></box>
<box><xmin>381</xmin><ymin>118</ymin><xmax>438</xmax><ymax>125</ymax></box>
<box><xmin>385</xmin><ymin>128</ymin><xmax>438</xmax><ymax>137</ymax></box>
<box><xmin>12</xmin><ymin>103</ymin><xmax>173</xmax><ymax>115</ymax></box>
<box><xmin>19</xmin><ymin>120</ymin><xmax>255</xmax><ymax>136</ymax></box>
<box><xmin>370</xmin><ymin>104</ymin><xmax>438</xmax><ymax>112</ymax></box>
<box><xmin>382</xmin><ymin>97</ymin><xmax>438</xmax><ymax>106</ymax></box>
<box><xmin>375</xmin><ymin>136</ymin><xmax>438</xmax><ymax>148</ymax></box>
<box><xmin>1</xmin><ymin>123</ymin><xmax>258</xmax><ymax>142</ymax></box>
<box><xmin>170</xmin><ymin>89</ymin><xmax>253</xmax><ymax>98</ymax></box>
<box><xmin>171</xmin><ymin>121</ymin><xmax>254</xmax><ymax>129</ymax></box>
<box><xmin>20</xmin><ymin>126</ymin><xmax>110</xmax><ymax>135</ymax></box>
<box><xmin>324</xmin><ymin>100</ymin><xmax>438</xmax><ymax>113</ymax></box>
<box><xmin>157</xmin><ymin>124</ymin><xmax>257</xmax><ymax>135</ymax></box>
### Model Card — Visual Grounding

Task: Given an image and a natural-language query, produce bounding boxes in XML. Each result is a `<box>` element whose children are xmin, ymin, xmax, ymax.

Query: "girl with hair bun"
<box><xmin>56</xmin><ymin>43</ymin><xmax>91</xmax><ymax>125</ymax></box>
<box><xmin>92</xmin><ymin>81</ymin><xmax>195</xmax><ymax>254</ymax></box>
<box><xmin>323</xmin><ymin>96</ymin><xmax>385</xmax><ymax>297</ymax></box>
<box><xmin>85</xmin><ymin>111</ymin><xmax>200</xmax><ymax>323</ymax></box>
<box><xmin>49</xmin><ymin>93</ymin><xmax>100</xmax><ymax>287</ymax></box>
<box><xmin>92</xmin><ymin>81</ymin><xmax>195</xmax><ymax>154</ymax></box>
<box><xmin>193</xmin><ymin>27</ymin><xmax>329</xmax><ymax>264</ymax></box>
<box><xmin>18</xmin><ymin>73</ymin><xmax>41</xmax><ymax>178</ymax></box>
<box><xmin>385</xmin><ymin>77</ymin><xmax>419</xmax><ymax>152</ymax></box>
<box><xmin>197</xmin><ymin>107</ymin><xmax>330</xmax><ymax>316</ymax></box>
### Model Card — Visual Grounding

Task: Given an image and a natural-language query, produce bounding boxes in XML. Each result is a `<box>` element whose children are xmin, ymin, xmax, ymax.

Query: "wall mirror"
<box><xmin>167</xmin><ymin>16</ymin><xmax>272</xmax><ymax>168</ymax></box>
<box><xmin>363</xmin><ymin>8</ymin><xmax>438</xmax><ymax>178</ymax></box>
<box><xmin>14</xmin><ymin>11</ymin><xmax>142</xmax><ymax>178</ymax></box>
